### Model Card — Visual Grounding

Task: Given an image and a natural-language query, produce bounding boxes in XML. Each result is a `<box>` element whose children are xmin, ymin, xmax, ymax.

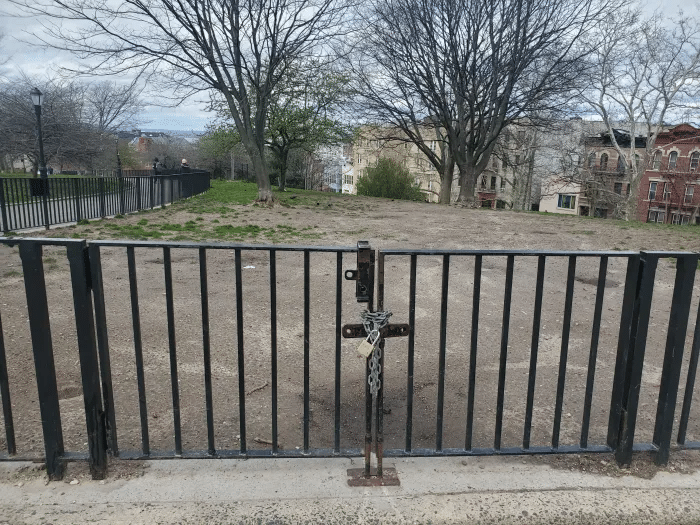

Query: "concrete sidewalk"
<box><xmin>2</xmin><ymin>455</ymin><xmax>700</xmax><ymax>524</ymax></box>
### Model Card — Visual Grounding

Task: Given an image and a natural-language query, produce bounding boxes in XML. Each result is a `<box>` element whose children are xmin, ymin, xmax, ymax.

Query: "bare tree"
<box><xmin>0</xmin><ymin>76</ymin><xmax>100</xmax><ymax>173</ymax></box>
<box><xmin>351</xmin><ymin>0</ymin><xmax>624</xmax><ymax>205</ymax></box>
<box><xmin>10</xmin><ymin>0</ymin><xmax>351</xmax><ymax>202</ymax></box>
<box><xmin>579</xmin><ymin>9</ymin><xmax>700</xmax><ymax>220</ymax></box>
<box><xmin>84</xmin><ymin>79</ymin><xmax>145</xmax><ymax>134</ymax></box>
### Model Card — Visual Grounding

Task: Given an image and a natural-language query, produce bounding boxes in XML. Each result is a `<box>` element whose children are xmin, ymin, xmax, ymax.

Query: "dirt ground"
<box><xmin>2</xmin><ymin>191</ymin><xmax>700</xmax><ymax>478</ymax></box>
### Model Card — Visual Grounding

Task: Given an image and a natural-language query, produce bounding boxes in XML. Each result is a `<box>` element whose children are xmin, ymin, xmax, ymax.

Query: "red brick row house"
<box><xmin>638</xmin><ymin>124</ymin><xmax>700</xmax><ymax>225</ymax></box>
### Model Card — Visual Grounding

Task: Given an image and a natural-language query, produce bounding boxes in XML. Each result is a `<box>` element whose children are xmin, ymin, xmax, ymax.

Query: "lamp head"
<box><xmin>30</xmin><ymin>87</ymin><xmax>43</xmax><ymax>107</ymax></box>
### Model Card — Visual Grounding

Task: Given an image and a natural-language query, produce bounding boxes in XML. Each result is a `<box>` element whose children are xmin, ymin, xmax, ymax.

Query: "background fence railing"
<box><xmin>0</xmin><ymin>171</ymin><xmax>211</xmax><ymax>233</ymax></box>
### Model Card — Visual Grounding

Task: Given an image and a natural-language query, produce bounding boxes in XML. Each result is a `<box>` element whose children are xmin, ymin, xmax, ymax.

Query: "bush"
<box><xmin>356</xmin><ymin>158</ymin><xmax>424</xmax><ymax>201</ymax></box>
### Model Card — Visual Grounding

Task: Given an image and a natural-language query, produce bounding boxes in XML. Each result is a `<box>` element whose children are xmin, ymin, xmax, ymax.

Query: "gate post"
<box><xmin>19</xmin><ymin>240</ymin><xmax>65</xmax><ymax>480</ymax></box>
<box><xmin>608</xmin><ymin>252</ymin><xmax>658</xmax><ymax>466</ymax></box>
<box><xmin>652</xmin><ymin>253</ymin><xmax>697</xmax><ymax>465</ymax></box>
<box><xmin>66</xmin><ymin>241</ymin><xmax>108</xmax><ymax>479</ymax></box>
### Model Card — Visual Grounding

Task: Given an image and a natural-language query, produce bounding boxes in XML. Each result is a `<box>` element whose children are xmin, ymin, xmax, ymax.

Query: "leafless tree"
<box><xmin>0</xmin><ymin>76</ymin><xmax>99</xmax><ymax>173</ymax></box>
<box><xmin>351</xmin><ymin>0</ymin><xmax>625</xmax><ymax>205</ymax></box>
<box><xmin>579</xmin><ymin>9</ymin><xmax>700</xmax><ymax>219</ymax></box>
<box><xmin>9</xmin><ymin>0</ymin><xmax>351</xmax><ymax>202</ymax></box>
<box><xmin>84</xmin><ymin>79</ymin><xmax>145</xmax><ymax>134</ymax></box>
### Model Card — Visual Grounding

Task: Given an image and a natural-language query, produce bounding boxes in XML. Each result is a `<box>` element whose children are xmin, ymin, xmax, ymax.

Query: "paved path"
<box><xmin>2</xmin><ymin>455</ymin><xmax>700</xmax><ymax>524</ymax></box>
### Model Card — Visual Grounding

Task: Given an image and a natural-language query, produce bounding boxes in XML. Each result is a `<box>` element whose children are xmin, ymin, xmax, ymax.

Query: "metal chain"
<box><xmin>360</xmin><ymin>310</ymin><xmax>392</xmax><ymax>396</ymax></box>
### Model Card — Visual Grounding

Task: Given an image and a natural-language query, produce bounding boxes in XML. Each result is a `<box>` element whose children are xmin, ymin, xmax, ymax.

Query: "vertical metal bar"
<box><xmin>234</xmin><ymin>248</ymin><xmax>247</xmax><ymax>453</ymax></box>
<box><xmin>495</xmin><ymin>255</ymin><xmax>515</xmax><ymax>450</ymax></box>
<box><xmin>161</xmin><ymin>177</ymin><xmax>166</xmax><ymax>208</ymax></box>
<box><xmin>376</xmin><ymin>251</ymin><xmax>386</xmax><ymax>475</ymax></box>
<box><xmin>42</xmin><ymin>182</ymin><xmax>50</xmax><ymax>229</ymax></box>
<box><xmin>581</xmin><ymin>256</ymin><xmax>607</xmax><ymax>448</ymax></box>
<box><xmin>0</xmin><ymin>308</ymin><xmax>16</xmax><ymax>455</ymax></box>
<box><xmin>523</xmin><ymin>255</ymin><xmax>546</xmax><ymax>449</ymax></box>
<box><xmin>163</xmin><ymin>247</ymin><xmax>182</xmax><ymax>455</ymax></box>
<box><xmin>150</xmin><ymin>177</ymin><xmax>154</xmax><ymax>209</ymax></box>
<box><xmin>303</xmin><ymin>249</ymin><xmax>311</xmax><ymax>453</ymax></box>
<box><xmin>334</xmin><ymin>251</ymin><xmax>342</xmax><ymax>454</ymax></box>
<box><xmin>614</xmin><ymin>253</ymin><xmax>658</xmax><ymax>466</ymax></box>
<box><xmin>678</xmin><ymin>298</ymin><xmax>700</xmax><ymax>445</ymax></box>
<box><xmin>405</xmin><ymin>254</ymin><xmax>417</xmax><ymax>453</ymax></box>
<box><xmin>436</xmin><ymin>254</ymin><xmax>450</xmax><ymax>451</ymax></box>
<box><xmin>66</xmin><ymin>241</ymin><xmax>107</xmax><ymax>479</ymax></box>
<box><xmin>99</xmin><ymin>178</ymin><xmax>106</xmax><ymax>218</ymax></box>
<box><xmin>364</xmin><ymin>249</ymin><xmax>375</xmax><ymax>477</ymax></box>
<box><xmin>0</xmin><ymin>179</ymin><xmax>9</xmax><ymax>233</ymax></box>
<box><xmin>653</xmin><ymin>254</ymin><xmax>697</xmax><ymax>465</ymax></box>
<box><xmin>137</xmin><ymin>177</ymin><xmax>142</xmax><ymax>211</ymax></box>
<box><xmin>18</xmin><ymin>241</ymin><xmax>64</xmax><ymax>479</ymax></box>
<box><xmin>552</xmin><ymin>256</ymin><xmax>577</xmax><ymax>449</ymax></box>
<box><xmin>119</xmin><ymin>177</ymin><xmax>125</xmax><ymax>215</ymax></box>
<box><xmin>127</xmin><ymin>246</ymin><xmax>149</xmax><ymax>456</ymax></box>
<box><xmin>74</xmin><ymin>178</ymin><xmax>81</xmax><ymax>222</ymax></box>
<box><xmin>607</xmin><ymin>255</ymin><xmax>641</xmax><ymax>448</ymax></box>
<box><xmin>269</xmin><ymin>249</ymin><xmax>279</xmax><ymax>454</ymax></box>
<box><xmin>88</xmin><ymin>245</ymin><xmax>118</xmax><ymax>455</ymax></box>
<box><xmin>466</xmin><ymin>255</ymin><xmax>481</xmax><ymax>450</ymax></box>
<box><xmin>199</xmin><ymin>248</ymin><xmax>215</xmax><ymax>456</ymax></box>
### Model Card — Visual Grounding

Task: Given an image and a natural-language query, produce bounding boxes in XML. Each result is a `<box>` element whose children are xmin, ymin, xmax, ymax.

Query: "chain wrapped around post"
<box><xmin>360</xmin><ymin>310</ymin><xmax>392</xmax><ymax>396</ymax></box>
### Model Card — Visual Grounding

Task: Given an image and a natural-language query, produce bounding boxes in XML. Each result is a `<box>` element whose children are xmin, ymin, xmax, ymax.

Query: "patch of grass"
<box><xmin>3</xmin><ymin>270</ymin><xmax>21</xmax><ymax>278</ymax></box>
<box><xmin>114</xmin><ymin>214</ymin><xmax>125</xmax><ymax>219</ymax></box>
<box><xmin>77</xmin><ymin>219</ymin><xmax>90</xmax><ymax>226</ymax></box>
<box><xmin>137</xmin><ymin>219</ymin><xmax>148</xmax><ymax>226</ymax></box>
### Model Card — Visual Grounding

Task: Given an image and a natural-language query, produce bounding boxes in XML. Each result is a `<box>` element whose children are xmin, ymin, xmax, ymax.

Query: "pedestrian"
<box><xmin>181</xmin><ymin>158</ymin><xmax>190</xmax><ymax>172</ymax></box>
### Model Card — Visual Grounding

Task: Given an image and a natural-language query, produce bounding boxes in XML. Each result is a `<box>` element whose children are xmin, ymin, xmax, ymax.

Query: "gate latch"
<box><xmin>344</xmin><ymin>240</ymin><xmax>373</xmax><ymax>303</ymax></box>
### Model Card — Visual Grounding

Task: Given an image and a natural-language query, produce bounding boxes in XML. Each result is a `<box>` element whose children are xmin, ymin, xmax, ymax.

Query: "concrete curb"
<box><xmin>2</xmin><ymin>456</ymin><xmax>700</xmax><ymax>524</ymax></box>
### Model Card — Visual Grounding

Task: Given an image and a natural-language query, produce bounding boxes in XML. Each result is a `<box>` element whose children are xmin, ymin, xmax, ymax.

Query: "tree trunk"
<box><xmin>241</xmin><ymin>135</ymin><xmax>273</xmax><ymax>202</ymax></box>
<box><xmin>456</xmin><ymin>163</ymin><xmax>477</xmax><ymax>206</ymax></box>
<box><xmin>278</xmin><ymin>149</ymin><xmax>288</xmax><ymax>192</ymax></box>
<box><xmin>438</xmin><ymin>163</ymin><xmax>454</xmax><ymax>204</ymax></box>
<box><xmin>626</xmin><ymin>175</ymin><xmax>641</xmax><ymax>221</ymax></box>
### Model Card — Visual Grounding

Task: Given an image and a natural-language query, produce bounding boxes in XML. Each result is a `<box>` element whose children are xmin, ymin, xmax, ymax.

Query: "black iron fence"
<box><xmin>0</xmin><ymin>172</ymin><xmax>211</xmax><ymax>233</ymax></box>
<box><xmin>0</xmin><ymin>238</ymin><xmax>699</xmax><ymax>482</ymax></box>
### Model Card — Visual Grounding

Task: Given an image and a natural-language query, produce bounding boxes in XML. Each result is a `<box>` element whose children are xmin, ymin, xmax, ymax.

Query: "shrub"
<box><xmin>356</xmin><ymin>158</ymin><xmax>424</xmax><ymax>201</ymax></box>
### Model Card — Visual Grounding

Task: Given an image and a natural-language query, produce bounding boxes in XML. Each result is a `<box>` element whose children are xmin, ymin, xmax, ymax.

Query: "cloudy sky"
<box><xmin>0</xmin><ymin>0</ymin><xmax>698</xmax><ymax>131</ymax></box>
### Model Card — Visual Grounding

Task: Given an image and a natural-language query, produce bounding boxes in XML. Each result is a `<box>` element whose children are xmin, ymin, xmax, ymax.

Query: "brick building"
<box><xmin>639</xmin><ymin>124</ymin><xmax>700</xmax><ymax>225</ymax></box>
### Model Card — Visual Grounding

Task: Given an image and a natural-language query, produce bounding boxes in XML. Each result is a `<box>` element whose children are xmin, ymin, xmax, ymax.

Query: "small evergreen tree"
<box><xmin>356</xmin><ymin>158</ymin><xmax>424</xmax><ymax>201</ymax></box>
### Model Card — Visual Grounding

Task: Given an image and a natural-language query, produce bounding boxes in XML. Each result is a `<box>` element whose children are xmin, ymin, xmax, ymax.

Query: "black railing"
<box><xmin>0</xmin><ymin>172</ymin><xmax>211</xmax><ymax>233</ymax></box>
<box><xmin>0</xmin><ymin>238</ymin><xmax>700</xmax><ymax>481</ymax></box>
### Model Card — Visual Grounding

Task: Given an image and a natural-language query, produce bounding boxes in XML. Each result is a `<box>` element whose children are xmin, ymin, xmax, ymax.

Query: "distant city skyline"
<box><xmin>1</xmin><ymin>0</ymin><xmax>698</xmax><ymax>131</ymax></box>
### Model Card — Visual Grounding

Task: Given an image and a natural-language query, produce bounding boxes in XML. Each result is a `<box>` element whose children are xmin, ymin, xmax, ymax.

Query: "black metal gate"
<box><xmin>1</xmin><ymin>238</ymin><xmax>700</xmax><ymax>482</ymax></box>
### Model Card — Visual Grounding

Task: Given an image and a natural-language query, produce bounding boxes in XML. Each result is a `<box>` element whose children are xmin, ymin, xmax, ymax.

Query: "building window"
<box><xmin>653</xmin><ymin>151</ymin><xmax>662</xmax><ymax>170</ymax></box>
<box><xmin>617</xmin><ymin>155</ymin><xmax>625</xmax><ymax>172</ymax></box>
<box><xmin>648</xmin><ymin>210</ymin><xmax>665</xmax><ymax>223</ymax></box>
<box><xmin>672</xmin><ymin>213</ymin><xmax>682</xmax><ymax>225</ymax></box>
<box><xmin>490</xmin><ymin>176</ymin><xmax>496</xmax><ymax>190</ymax></box>
<box><xmin>614</xmin><ymin>182</ymin><xmax>622</xmax><ymax>195</ymax></box>
<box><xmin>515</xmin><ymin>154</ymin><xmax>520</xmax><ymax>165</ymax></box>
<box><xmin>600</xmin><ymin>153</ymin><xmax>608</xmax><ymax>170</ymax></box>
<box><xmin>663</xmin><ymin>182</ymin><xmax>671</xmax><ymax>200</ymax></box>
<box><xmin>588</xmin><ymin>152</ymin><xmax>596</xmax><ymax>168</ymax></box>
<box><xmin>685</xmin><ymin>185</ymin><xmax>694</xmax><ymax>204</ymax></box>
<box><xmin>668</xmin><ymin>151</ymin><xmax>678</xmax><ymax>170</ymax></box>
<box><xmin>430</xmin><ymin>140</ymin><xmax>436</xmax><ymax>151</ymax></box>
<box><xmin>557</xmin><ymin>194</ymin><xmax>576</xmax><ymax>209</ymax></box>
<box><xmin>648</xmin><ymin>181</ymin><xmax>657</xmax><ymax>201</ymax></box>
<box><xmin>357</xmin><ymin>154</ymin><xmax>361</xmax><ymax>165</ymax></box>
<box><xmin>500</xmin><ymin>178</ymin><xmax>506</xmax><ymax>191</ymax></box>
<box><xmin>344</xmin><ymin>174</ymin><xmax>353</xmax><ymax>185</ymax></box>
<box><xmin>691</xmin><ymin>152</ymin><xmax>700</xmax><ymax>171</ymax></box>
<box><xmin>517</xmin><ymin>130</ymin><xmax>526</xmax><ymax>142</ymax></box>
<box><xmin>492</xmin><ymin>157</ymin><xmax>498</xmax><ymax>169</ymax></box>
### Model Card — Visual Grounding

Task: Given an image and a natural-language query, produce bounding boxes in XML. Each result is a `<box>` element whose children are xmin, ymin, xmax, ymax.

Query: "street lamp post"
<box><xmin>30</xmin><ymin>88</ymin><xmax>48</xmax><ymax>180</ymax></box>
<box><xmin>30</xmin><ymin>87</ymin><xmax>50</xmax><ymax>228</ymax></box>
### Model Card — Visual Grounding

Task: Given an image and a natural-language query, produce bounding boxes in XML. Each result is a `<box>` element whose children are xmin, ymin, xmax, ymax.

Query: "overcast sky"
<box><xmin>0</xmin><ymin>0</ymin><xmax>698</xmax><ymax>131</ymax></box>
